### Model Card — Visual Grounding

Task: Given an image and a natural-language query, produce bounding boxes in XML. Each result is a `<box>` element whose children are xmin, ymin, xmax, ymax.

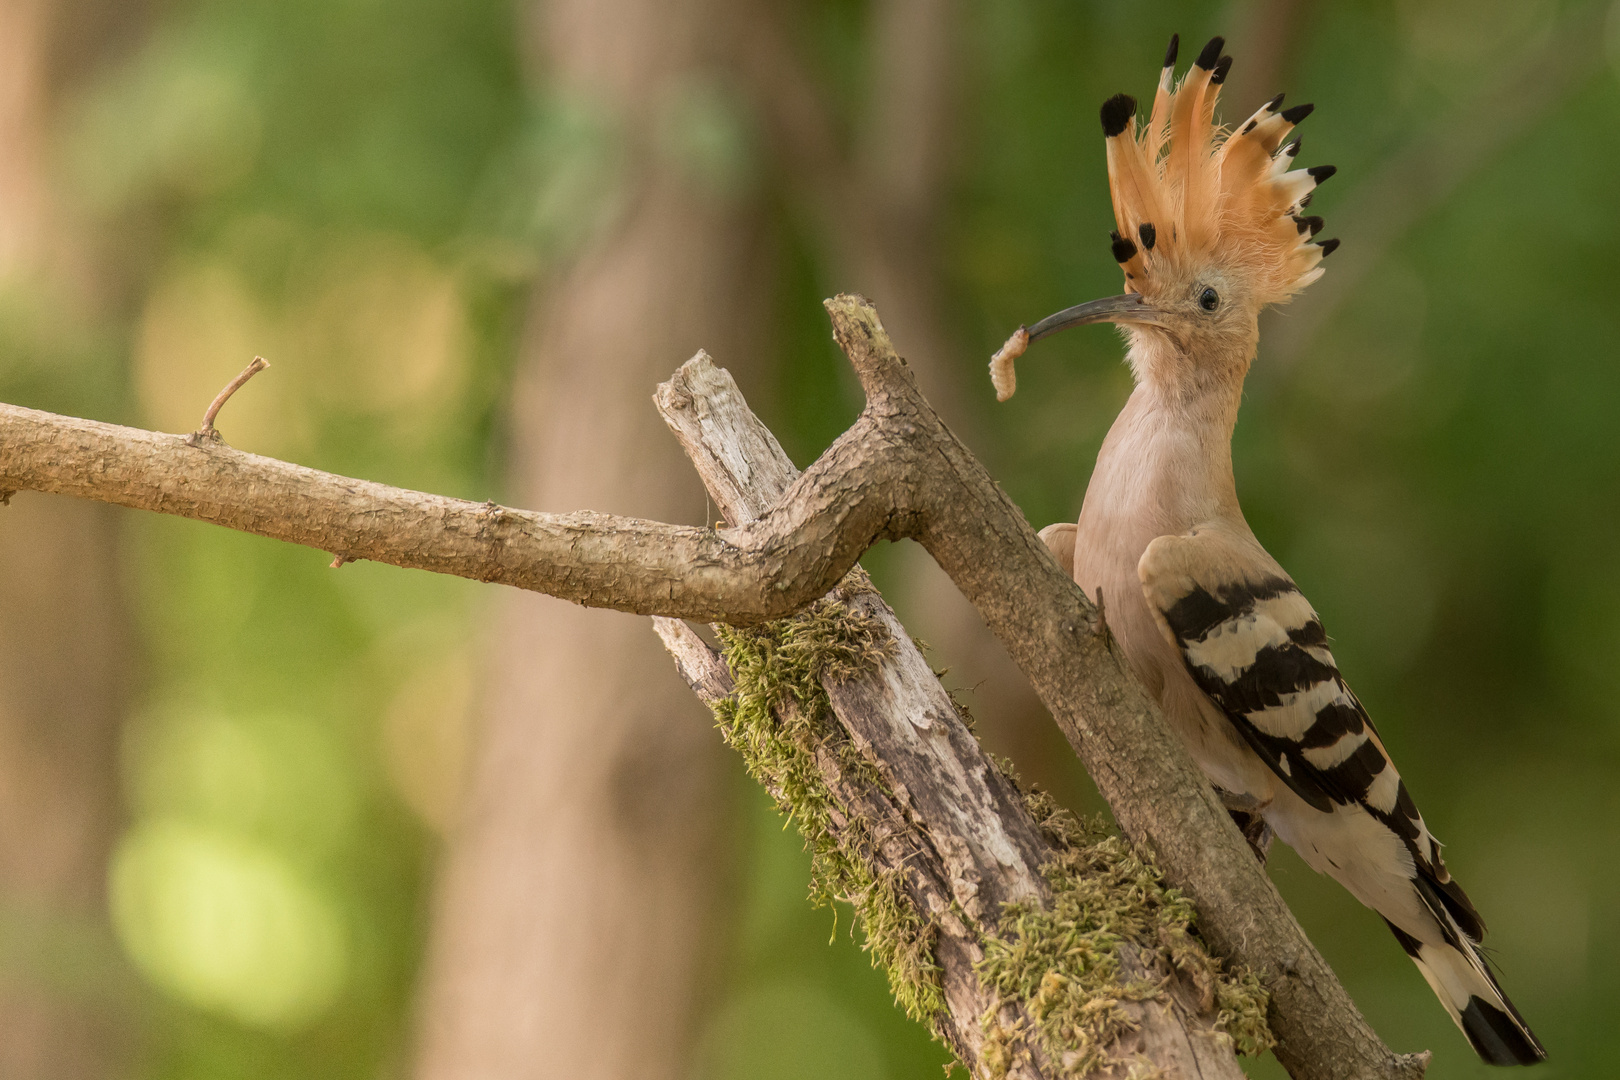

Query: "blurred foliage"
<box><xmin>5</xmin><ymin>0</ymin><xmax>1620</xmax><ymax>1077</ymax></box>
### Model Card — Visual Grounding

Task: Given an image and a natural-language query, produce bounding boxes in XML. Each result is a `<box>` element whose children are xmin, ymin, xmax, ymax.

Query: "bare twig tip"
<box><xmin>188</xmin><ymin>356</ymin><xmax>270</xmax><ymax>447</ymax></box>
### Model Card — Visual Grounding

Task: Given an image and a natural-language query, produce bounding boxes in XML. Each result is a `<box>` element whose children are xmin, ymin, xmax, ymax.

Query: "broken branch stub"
<box><xmin>187</xmin><ymin>356</ymin><xmax>269</xmax><ymax>447</ymax></box>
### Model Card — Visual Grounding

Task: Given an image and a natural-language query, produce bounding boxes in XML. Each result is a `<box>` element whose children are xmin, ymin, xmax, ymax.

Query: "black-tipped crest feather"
<box><xmin>1100</xmin><ymin>94</ymin><xmax>1137</xmax><ymax>137</ymax></box>
<box><xmin>1110</xmin><ymin>231</ymin><xmax>1138</xmax><ymax>263</ymax></box>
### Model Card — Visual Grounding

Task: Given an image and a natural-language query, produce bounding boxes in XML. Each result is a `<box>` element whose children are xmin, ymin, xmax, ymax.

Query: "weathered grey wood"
<box><xmin>651</xmin><ymin>352</ymin><xmax>801</xmax><ymax>525</ymax></box>
<box><xmin>654</xmin><ymin>353</ymin><xmax>1246</xmax><ymax>1079</ymax></box>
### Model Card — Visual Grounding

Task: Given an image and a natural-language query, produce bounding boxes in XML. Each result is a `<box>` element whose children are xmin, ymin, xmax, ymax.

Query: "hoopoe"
<box><xmin>990</xmin><ymin>35</ymin><xmax>1545</xmax><ymax>1066</ymax></box>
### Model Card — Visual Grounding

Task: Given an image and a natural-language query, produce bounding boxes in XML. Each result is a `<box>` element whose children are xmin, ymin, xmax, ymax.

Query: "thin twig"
<box><xmin>186</xmin><ymin>357</ymin><xmax>269</xmax><ymax>447</ymax></box>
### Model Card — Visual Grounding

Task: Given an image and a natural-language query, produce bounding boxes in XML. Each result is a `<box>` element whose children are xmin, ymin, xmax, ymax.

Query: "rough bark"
<box><xmin>0</xmin><ymin>295</ymin><xmax>1430</xmax><ymax>1080</ymax></box>
<box><xmin>654</xmin><ymin>354</ymin><xmax>1246</xmax><ymax>1077</ymax></box>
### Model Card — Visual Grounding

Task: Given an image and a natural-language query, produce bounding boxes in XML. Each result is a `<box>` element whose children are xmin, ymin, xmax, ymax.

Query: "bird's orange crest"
<box><xmin>1102</xmin><ymin>34</ymin><xmax>1337</xmax><ymax>307</ymax></box>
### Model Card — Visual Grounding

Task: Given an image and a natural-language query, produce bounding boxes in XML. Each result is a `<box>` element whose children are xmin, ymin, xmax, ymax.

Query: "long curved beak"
<box><xmin>1026</xmin><ymin>292</ymin><xmax>1168</xmax><ymax>342</ymax></box>
<box><xmin>989</xmin><ymin>292</ymin><xmax>1168</xmax><ymax>402</ymax></box>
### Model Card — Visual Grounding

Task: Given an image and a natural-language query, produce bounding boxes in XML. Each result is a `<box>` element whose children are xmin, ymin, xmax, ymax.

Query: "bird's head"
<box><xmin>991</xmin><ymin>34</ymin><xmax>1338</xmax><ymax>401</ymax></box>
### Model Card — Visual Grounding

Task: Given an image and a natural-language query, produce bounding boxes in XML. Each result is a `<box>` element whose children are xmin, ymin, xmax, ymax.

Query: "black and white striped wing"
<box><xmin>1136</xmin><ymin>535</ymin><xmax>1470</xmax><ymax>912</ymax></box>
<box><xmin>1140</xmin><ymin>534</ymin><xmax>1544</xmax><ymax>1063</ymax></box>
<box><xmin>1148</xmin><ymin>569</ymin><xmax>1380</xmax><ymax>812</ymax></box>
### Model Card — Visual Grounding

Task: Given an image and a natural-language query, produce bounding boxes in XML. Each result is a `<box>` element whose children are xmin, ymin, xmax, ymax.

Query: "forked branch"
<box><xmin>0</xmin><ymin>296</ymin><xmax>1426</xmax><ymax>1080</ymax></box>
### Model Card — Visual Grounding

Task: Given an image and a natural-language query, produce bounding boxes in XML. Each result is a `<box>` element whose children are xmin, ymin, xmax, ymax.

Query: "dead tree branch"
<box><xmin>0</xmin><ymin>295</ymin><xmax>1426</xmax><ymax>1080</ymax></box>
<box><xmin>653</xmin><ymin>354</ymin><xmax>1247</xmax><ymax>1077</ymax></box>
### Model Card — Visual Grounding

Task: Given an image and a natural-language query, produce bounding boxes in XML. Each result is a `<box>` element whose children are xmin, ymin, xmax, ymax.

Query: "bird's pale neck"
<box><xmin>1123</xmin><ymin>322</ymin><xmax>1256</xmax><ymax>418</ymax></box>
<box><xmin>1090</xmin><ymin>333</ymin><xmax>1251</xmax><ymax>531</ymax></box>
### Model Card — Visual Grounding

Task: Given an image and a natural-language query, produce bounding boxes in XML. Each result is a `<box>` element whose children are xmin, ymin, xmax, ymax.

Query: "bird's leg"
<box><xmin>1235</xmin><ymin>813</ymin><xmax>1274</xmax><ymax>863</ymax></box>
<box><xmin>1213</xmin><ymin>786</ymin><xmax>1274</xmax><ymax>864</ymax></box>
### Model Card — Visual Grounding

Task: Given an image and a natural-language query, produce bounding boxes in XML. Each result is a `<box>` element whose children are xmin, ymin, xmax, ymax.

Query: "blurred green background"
<box><xmin>0</xmin><ymin>0</ymin><xmax>1613</xmax><ymax>1077</ymax></box>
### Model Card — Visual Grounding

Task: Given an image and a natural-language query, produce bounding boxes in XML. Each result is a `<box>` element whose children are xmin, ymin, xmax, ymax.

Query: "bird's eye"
<box><xmin>1199</xmin><ymin>286</ymin><xmax>1220</xmax><ymax>312</ymax></box>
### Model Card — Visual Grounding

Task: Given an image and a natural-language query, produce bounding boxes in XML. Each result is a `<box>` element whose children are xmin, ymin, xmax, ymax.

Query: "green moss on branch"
<box><xmin>706</xmin><ymin>594</ymin><xmax>1272</xmax><ymax>1077</ymax></box>
<box><xmin>712</xmin><ymin>592</ymin><xmax>947</xmax><ymax>1024</ymax></box>
<box><xmin>979</xmin><ymin>794</ymin><xmax>1274</xmax><ymax>1077</ymax></box>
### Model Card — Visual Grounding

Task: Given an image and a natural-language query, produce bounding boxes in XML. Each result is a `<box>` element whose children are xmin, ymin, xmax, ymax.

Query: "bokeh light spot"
<box><xmin>110</xmin><ymin>818</ymin><xmax>348</xmax><ymax>1030</ymax></box>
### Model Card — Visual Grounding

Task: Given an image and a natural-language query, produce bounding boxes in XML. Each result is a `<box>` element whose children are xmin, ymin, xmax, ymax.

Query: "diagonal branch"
<box><xmin>0</xmin><ymin>295</ymin><xmax>1426</xmax><ymax>1080</ymax></box>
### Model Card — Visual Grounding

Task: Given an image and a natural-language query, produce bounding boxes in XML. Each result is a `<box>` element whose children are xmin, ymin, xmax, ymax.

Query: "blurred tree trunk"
<box><xmin>409</xmin><ymin>1</ymin><xmax>768</xmax><ymax>1078</ymax></box>
<box><xmin>752</xmin><ymin>0</ymin><xmax>1080</xmax><ymax>802</ymax></box>
<box><xmin>0</xmin><ymin>1</ymin><xmax>136</xmax><ymax>1077</ymax></box>
<box><xmin>0</xmin><ymin>500</ymin><xmax>131</xmax><ymax>1080</ymax></box>
<box><xmin>1218</xmin><ymin>0</ymin><xmax>1309</xmax><ymax>127</ymax></box>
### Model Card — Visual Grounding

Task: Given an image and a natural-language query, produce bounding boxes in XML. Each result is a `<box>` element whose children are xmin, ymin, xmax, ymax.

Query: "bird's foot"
<box><xmin>1235</xmin><ymin>812</ymin><xmax>1274</xmax><ymax>863</ymax></box>
<box><xmin>1213</xmin><ymin>787</ymin><xmax>1273</xmax><ymax>863</ymax></box>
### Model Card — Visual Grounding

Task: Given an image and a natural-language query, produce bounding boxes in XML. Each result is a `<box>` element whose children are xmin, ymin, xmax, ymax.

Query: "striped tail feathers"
<box><xmin>1424</xmin><ymin>854</ymin><xmax>1487</xmax><ymax>944</ymax></box>
<box><xmin>1137</xmin><ymin>533</ymin><xmax>1541</xmax><ymax>1066</ymax></box>
<box><xmin>1386</xmin><ymin>876</ymin><xmax>1546</xmax><ymax>1066</ymax></box>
